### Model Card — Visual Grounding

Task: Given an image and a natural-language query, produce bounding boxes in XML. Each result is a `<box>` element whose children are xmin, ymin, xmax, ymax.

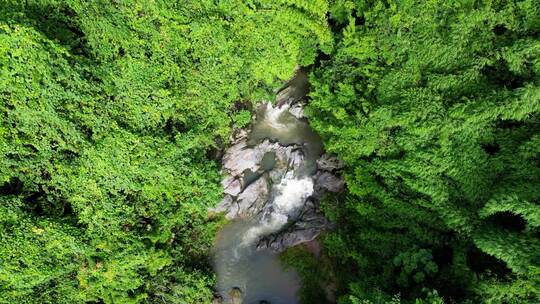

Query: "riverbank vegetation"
<box><xmin>1</xmin><ymin>0</ymin><xmax>539</xmax><ymax>303</ymax></box>
<box><xmin>0</xmin><ymin>1</ymin><xmax>329</xmax><ymax>303</ymax></box>
<box><xmin>307</xmin><ymin>0</ymin><xmax>540</xmax><ymax>303</ymax></box>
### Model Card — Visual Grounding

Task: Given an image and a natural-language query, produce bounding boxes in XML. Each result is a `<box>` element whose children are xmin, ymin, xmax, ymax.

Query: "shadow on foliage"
<box><xmin>0</xmin><ymin>177</ymin><xmax>24</xmax><ymax>195</ymax></box>
<box><xmin>1</xmin><ymin>1</ymin><xmax>88</xmax><ymax>56</ymax></box>
<box><xmin>486</xmin><ymin>211</ymin><xmax>527</xmax><ymax>233</ymax></box>
<box><xmin>481</xmin><ymin>59</ymin><xmax>530</xmax><ymax>90</ymax></box>
<box><xmin>466</xmin><ymin>245</ymin><xmax>513</xmax><ymax>280</ymax></box>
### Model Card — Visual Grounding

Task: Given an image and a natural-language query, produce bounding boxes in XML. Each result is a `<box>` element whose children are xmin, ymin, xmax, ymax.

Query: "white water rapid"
<box><xmin>241</xmin><ymin>174</ymin><xmax>314</xmax><ymax>247</ymax></box>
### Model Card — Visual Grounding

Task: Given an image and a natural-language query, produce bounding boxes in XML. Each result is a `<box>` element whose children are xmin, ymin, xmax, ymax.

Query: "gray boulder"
<box><xmin>315</xmin><ymin>172</ymin><xmax>345</xmax><ymax>193</ymax></box>
<box><xmin>210</xmin><ymin>195</ymin><xmax>234</xmax><ymax>217</ymax></box>
<box><xmin>235</xmin><ymin>175</ymin><xmax>270</xmax><ymax>218</ymax></box>
<box><xmin>317</xmin><ymin>154</ymin><xmax>344</xmax><ymax>172</ymax></box>
<box><xmin>222</xmin><ymin>176</ymin><xmax>242</xmax><ymax>197</ymax></box>
<box><xmin>229</xmin><ymin>287</ymin><xmax>243</xmax><ymax>304</ymax></box>
<box><xmin>222</xmin><ymin>140</ymin><xmax>261</xmax><ymax>177</ymax></box>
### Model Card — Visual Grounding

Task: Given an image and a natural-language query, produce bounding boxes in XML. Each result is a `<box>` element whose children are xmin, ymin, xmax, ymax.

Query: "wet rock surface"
<box><xmin>229</xmin><ymin>287</ymin><xmax>243</xmax><ymax>304</ymax></box>
<box><xmin>317</xmin><ymin>153</ymin><xmax>345</xmax><ymax>172</ymax></box>
<box><xmin>314</xmin><ymin>171</ymin><xmax>345</xmax><ymax>196</ymax></box>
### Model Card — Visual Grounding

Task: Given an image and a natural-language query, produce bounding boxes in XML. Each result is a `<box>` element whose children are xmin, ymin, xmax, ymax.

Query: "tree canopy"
<box><xmin>1</xmin><ymin>0</ymin><xmax>539</xmax><ymax>303</ymax></box>
<box><xmin>307</xmin><ymin>0</ymin><xmax>540</xmax><ymax>302</ymax></box>
<box><xmin>0</xmin><ymin>1</ymin><xmax>330</xmax><ymax>303</ymax></box>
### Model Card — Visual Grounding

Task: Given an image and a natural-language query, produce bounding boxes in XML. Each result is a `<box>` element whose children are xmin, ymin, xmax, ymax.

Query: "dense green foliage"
<box><xmin>307</xmin><ymin>0</ymin><xmax>540</xmax><ymax>303</ymax></box>
<box><xmin>0</xmin><ymin>1</ymin><xmax>330</xmax><ymax>303</ymax></box>
<box><xmin>281</xmin><ymin>243</ymin><xmax>336</xmax><ymax>304</ymax></box>
<box><xmin>2</xmin><ymin>0</ymin><xmax>540</xmax><ymax>303</ymax></box>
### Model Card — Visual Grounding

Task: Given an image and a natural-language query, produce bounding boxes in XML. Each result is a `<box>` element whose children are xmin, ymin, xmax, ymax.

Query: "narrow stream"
<box><xmin>212</xmin><ymin>71</ymin><xmax>326</xmax><ymax>304</ymax></box>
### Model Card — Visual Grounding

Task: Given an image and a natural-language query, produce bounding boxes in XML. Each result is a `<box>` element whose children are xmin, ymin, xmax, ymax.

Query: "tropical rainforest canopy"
<box><xmin>0</xmin><ymin>0</ymin><xmax>539</xmax><ymax>303</ymax></box>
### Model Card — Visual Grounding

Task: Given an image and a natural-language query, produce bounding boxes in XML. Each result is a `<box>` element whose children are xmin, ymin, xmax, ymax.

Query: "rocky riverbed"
<box><xmin>210</xmin><ymin>69</ymin><xmax>343</xmax><ymax>304</ymax></box>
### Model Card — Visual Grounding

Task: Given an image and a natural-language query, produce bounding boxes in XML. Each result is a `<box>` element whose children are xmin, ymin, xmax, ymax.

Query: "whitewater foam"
<box><xmin>241</xmin><ymin>174</ymin><xmax>314</xmax><ymax>246</ymax></box>
<box><xmin>264</xmin><ymin>102</ymin><xmax>290</xmax><ymax>130</ymax></box>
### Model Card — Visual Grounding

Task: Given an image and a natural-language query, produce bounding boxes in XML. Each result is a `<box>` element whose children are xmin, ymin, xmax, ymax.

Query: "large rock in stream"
<box><xmin>229</xmin><ymin>287</ymin><xmax>243</xmax><ymax>304</ymax></box>
<box><xmin>235</xmin><ymin>175</ymin><xmax>270</xmax><ymax>219</ymax></box>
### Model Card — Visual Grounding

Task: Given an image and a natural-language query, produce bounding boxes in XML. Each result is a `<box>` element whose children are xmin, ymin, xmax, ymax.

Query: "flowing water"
<box><xmin>213</xmin><ymin>72</ymin><xmax>324</xmax><ymax>303</ymax></box>
<box><xmin>214</xmin><ymin>221</ymin><xmax>300</xmax><ymax>304</ymax></box>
